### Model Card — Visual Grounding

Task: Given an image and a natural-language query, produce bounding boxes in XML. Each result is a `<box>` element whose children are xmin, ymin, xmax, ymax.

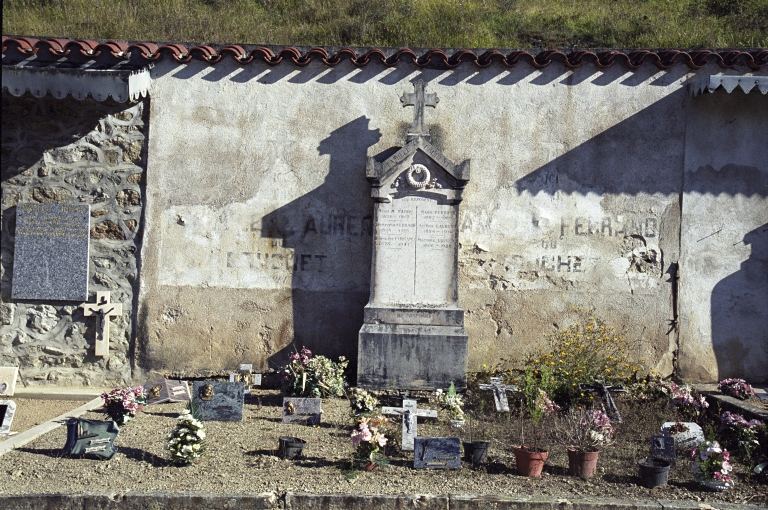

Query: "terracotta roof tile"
<box><xmin>3</xmin><ymin>36</ymin><xmax>767</xmax><ymax>70</ymax></box>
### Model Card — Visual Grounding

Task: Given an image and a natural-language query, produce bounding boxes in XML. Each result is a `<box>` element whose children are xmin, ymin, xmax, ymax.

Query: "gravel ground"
<box><xmin>0</xmin><ymin>390</ymin><xmax>766</xmax><ymax>505</ymax></box>
<box><xmin>0</xmin><ymin>399</ymin><xmax>88</xmax><ymax>443</ymax></box>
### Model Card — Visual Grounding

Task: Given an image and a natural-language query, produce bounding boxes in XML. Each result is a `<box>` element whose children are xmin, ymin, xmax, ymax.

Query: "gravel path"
<box><xmin>0</xmin><ymin>399</ymin><xmax>88</xmax><ymax>443</ymax></box>
<box><xmin>0</xmin><ymin>390</ymin><xmax>766</xmax><ymax>505</ymax></box>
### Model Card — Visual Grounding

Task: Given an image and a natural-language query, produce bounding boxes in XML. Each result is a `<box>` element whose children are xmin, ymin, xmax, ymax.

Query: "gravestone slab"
<box><xmin>478</xmin><ymin>377</ymin><xmax>517</xmax><ymax>412</ymax></box>
<box><xmin>11</xmin><ymin>203</ymin><xmax>90</xmax><ymax>301</ymax></box>
<box><xmin>651</xmin><ymin>435</ymin><xmax>677</xmax><ymax>466</ymax></box>
<box><xmin>414</xmin><ymin>437</ymin><xmax>461</xmax><ymax>469</ymax></box>
<box><xmin>382</xmin><ymin>398</ymin><xmax>438</xmax><ymax>451</ymax></box>
<box><xmin>229</xmin><ymin>364</ymin><xmax>262</xmax><ymax>394</ymax></box>
<box><xmin>193</xmin><ymin>381</ymin><xmax>244</xmax><ymax>421</ymax></box>
<box><xmin>282</xmin><ymin>398</ymin><xmax>322</xmax><ymax>425</ymax></box>
<box><xmin>662</xmin><ymin>422</ymin><xmax>705</xmax><ymax>451</ymax></box>
<box><xmin>0</xmin><ymin>400</ymin><xmax>16</xmax><ymax>436</ymax></box>
<box><xmin>0</xmin><ymin>367</ymin><xmax>19</xmax><ymax>397</ymax></box>
<box><xmin>357</xmin><ymin>82</ymin><xmax>471</xmax><ymax>391</ymax></box>
<box><xmin>62</xmin><ymin>419</ymin><xmax>119</xmax><ymax>459</ymax></box>
<box><xmin>144</xmin><ymin>379</ymin><xmax>191</xmax><ymax>405</ymax></box>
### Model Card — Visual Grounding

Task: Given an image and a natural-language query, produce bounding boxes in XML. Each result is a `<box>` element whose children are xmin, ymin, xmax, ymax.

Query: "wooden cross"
<box><xmin>82</xmin><ymin>291</ymin><xmax>122</xmax><ymax>357</ymax></box>
<box><xmin>382</xmin><ymin>398</ymin><xmax>437</xmax><ymax>451</ymax></box>
<box><xmin>478</xmin><ymin>377</ymin><xmax>517</xmax><ymax>412</ymax></box>
<box><xmin>579</xmin><ymin>381</ymin><xmax>627</xmax><ymax>424</ymax></box>
<box><xmin>401</xmin><ymin>80</ymin><xmax>439</xmax><ymax>140</ymax></box>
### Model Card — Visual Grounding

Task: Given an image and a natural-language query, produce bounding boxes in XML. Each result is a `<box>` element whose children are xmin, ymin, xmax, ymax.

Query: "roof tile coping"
<box><xmin>3</xmin><ymin>36</ymin><xmax>768</xmax><ymax>70</ymax></box>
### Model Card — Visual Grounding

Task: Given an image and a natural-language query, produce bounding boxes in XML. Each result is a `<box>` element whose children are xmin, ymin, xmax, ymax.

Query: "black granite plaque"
<box><xmin>62</xmin><ymin>419</ymin><xmax>119</xmax><ymax>459</ymax></box>
<box><xmin>11</xmin><ymin>203</ymin><xmax>90</xmax><ymax>301</ymax></box>
<box><xmin>144</xmin><ymin>379</ymin><xmax>191</xmax><ymax>405</ymax></box>
<box><xmin>0</xmin><ymin>400</ymin><xmax>15</xmax><ymax>436</ymax></box>
<box><xmin>414</xmin><ymin>437</ymin><xmax>461</xmax><ymax>469</ymax></box>
<box><xmin>282</xmin><ymin>398</ymin><xmax>322</xmax><ymax>425</ymax></box>
<box><xmin>651</xmin><ymin>435</ymin><xmax>676</xmax><ymax>466</ymax></box>
<box><xmin>193</xmin><ymin>381</ymin><xmax>244</xmax><ymax>421</ymax></box>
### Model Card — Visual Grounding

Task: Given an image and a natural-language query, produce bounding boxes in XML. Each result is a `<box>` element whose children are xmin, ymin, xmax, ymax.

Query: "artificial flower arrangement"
<box><xmin>349</xmin><ymin>387</ymin><xmax>379</xmax><ymax>417</ymax></box>
<box><xmin>719</xmin><ymin>411</ymin><xmax>764</xmax><ymax>463</ymax></box>
<box><xmin>101</xmin><ymin>386</ymin><xmax>147</xmax><ymax>426</ymax></box>
<box><xmin>691</xmin><ymin>440</ymin><xmax>733</xmax><ymax>489</ymax></box>
<box><xmin>350</xmin><ymin>416</ymin><xmax>389</xmax><ymax>469</ymax></box>
<box><xmin>166</xmin><ymin>404</ymin><xmax>207</xmax><ymax>466</ymax></box>
<box><xmin>717</xmin><ymin>378</ymin><xmax>755</xmax><ymax>400</ymax></box>
<box><xmin>553</xmin><ymin>408</ymin><xmax>615</xmax><ymax>452</ymax></box>
<box><xmin>657</xmin><ymin>381</ymin><xmax>708</xmax><ymax>418</ymax></box>
<box><xmin>283</xmin><ymin>346</ymin><xmax>349</xmax><ymax>398</ymax></box>
<box><xmin>436</xmin><ymin>382</ymin><xmax>465</xmax><ymax>422</ymax></box>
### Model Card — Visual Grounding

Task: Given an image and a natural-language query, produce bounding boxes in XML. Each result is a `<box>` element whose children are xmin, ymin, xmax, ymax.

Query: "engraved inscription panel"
<box><xmin>373</xmin><ymin>195</ymin><xmax>457</xmax><ymax>305</ymax></box>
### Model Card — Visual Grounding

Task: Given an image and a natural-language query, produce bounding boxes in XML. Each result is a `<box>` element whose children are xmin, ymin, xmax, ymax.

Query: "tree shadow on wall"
<box><xmin>711</xmin><ymin>224</ymin><xmax>768</xmax><ymax>383</ymax></box>
<box><xmin>260</xmin><ymin>116</ymin><xmax>383</xmax><ymax>372</ymax></box>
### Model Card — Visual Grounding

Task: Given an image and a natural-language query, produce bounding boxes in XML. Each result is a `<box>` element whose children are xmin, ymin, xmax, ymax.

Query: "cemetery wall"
<box><xmin>0</xmin><ymin>93</ymin><xmax>147</xmax><ymax>387</ymax></box>
<box><xmin>137</xmin><ymin>57</ymin><xmax>767</xmax><ymax>383</ymax></box>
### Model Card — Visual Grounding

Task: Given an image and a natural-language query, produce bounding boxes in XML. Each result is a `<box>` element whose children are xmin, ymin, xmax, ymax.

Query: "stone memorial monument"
<box><xmin>143</xmin><ymin>379</ymin><xmax>191</xmax><ymax>405</ymax></box>
<box><xmin>358</xmin><ymin>81</ymin><xmax>471</xmax><ymax>390</ymax></box>
<box><xmin>11</xmin><ymin>203</ymin><xmax>90</xmax><ymax>301</ymax></box>
<box><xmin>192</xmin><ymin>381</ymin><xmax>244</xmax><ymax>421</ymax></box>
<box><xmin>230</xmin><ymin>364</ymin><xmax>262</xmax><ymax>394</ymax></box>
<box><xmin>0</xmin><ymin>400</ymin><xmax>17</xmax><ymax>437</ymax></box>
<box><xmin>0</xmin><ymin>367</ymin><xmax>19</xmax><ymax>397</ymax></box>
<box><xmin>282</xmin><ymin>397</ymin><xmax>322</xmax><ymax>425</ymax></box>
<box><xmin>382</xmin><ymin>398</ymin><xmax>438</xmax><ymax>451</ymax></box>
<box><xmin>414</xmin><ymin>437</ymin><xmax>461</xmax><ymax>469</ymax></box>
<box><xmin>62</xmin><ymin>419</ymin><xmax>119</xmax><ymax>459</ymax></box>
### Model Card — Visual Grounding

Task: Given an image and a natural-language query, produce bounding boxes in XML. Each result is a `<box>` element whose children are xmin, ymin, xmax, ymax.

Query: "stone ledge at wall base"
<box><xmin>357</xmin><ymin>323</ymin><xmax>468</xmax><ymax>390</ymax></box>
<box><xmin>0</xmin><ymin>493</ymin><xmax>765</xmax><ymax>510</ymax></box>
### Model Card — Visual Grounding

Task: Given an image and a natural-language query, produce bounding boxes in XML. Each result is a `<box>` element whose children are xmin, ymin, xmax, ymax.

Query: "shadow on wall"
<box><xmin>260</xmin><ymin>116</ymin><xmax>383</xmax><ymax>372</ymax></box>
<box><xmin>712</xmin><ymin>224</ymin><xmax>768</xmax><ymax>383</ymax></box>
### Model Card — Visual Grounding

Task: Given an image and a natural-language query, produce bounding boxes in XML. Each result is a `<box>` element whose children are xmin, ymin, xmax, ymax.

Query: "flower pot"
<box><xmin>363</xmin><ymin>461</ymin><xmax>378</xmax><ymax>471</ymax></box>
<box><xmin>463</xmin><ymin>441</ymin><xmax>489</xmax><ymax>466</ymax></box>
<box><xmin>513</xmin><ymin>446</ymin><xmax>549</xmax><ymax>477</ymax></box>
<box><xmin>637</xmin><ymin>457</ymin><xmax>671</xmax><ymax>488</ymax></box>
<box><xmin>278</xmin><ymin>436</ymin><xmax>306</xmax><ymax>460</ymax></box>
<box><xmin>567</xmin><ymin>447</ymin><xmax>600</xmax><ymax>478</ymax></box>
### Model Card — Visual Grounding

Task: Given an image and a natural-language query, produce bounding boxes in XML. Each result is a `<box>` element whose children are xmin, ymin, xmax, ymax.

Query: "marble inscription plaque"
<box><xmin>11</xmin><ymin>203</ymin><xmax>90</xmax><ymax>301</ymax></box>
<box><xmin>282</xmin><ymin>398</ymin><xmax>322</xmax><ymax>425</ymax></box>
<box><xmin>0</xmin><ymin>367</ymin><xmax>19</xmax><ymax>397</ymax></box>
<box><xmin>144</xmin><ymin>379</ymin><xmax>191</xmax><ymax>405</ymax></box>
<box><xmin>193</xmin><ymin>381</ymin><xmax>244</xmax><ymax>421</ymax></box>
<box><xmin>414</xmin><ymin>437</ymin><xmax>461</xmax><ymax>469</ymax></box>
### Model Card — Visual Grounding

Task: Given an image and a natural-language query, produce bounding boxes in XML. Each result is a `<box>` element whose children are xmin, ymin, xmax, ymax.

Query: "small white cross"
<box><xmin>382</xmin><ymin>398</ymin><xmax>437</xmax><ymax>451</ymax></box>
<box><xmin>82</xmin><ymin>291</ymin><xmax>122</xmax><ymax>357</ymax></box>
<box><xmin>478</xmin><ymin>377</ymin><xmax>517</xmax><ymax>412</ymax></box>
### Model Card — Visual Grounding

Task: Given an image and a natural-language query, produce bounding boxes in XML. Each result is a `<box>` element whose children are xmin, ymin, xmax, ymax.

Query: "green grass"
<box><xmin>3</xmin><ymin>0</ymin><xmax>767</xmax><ymax>49</ymax></box>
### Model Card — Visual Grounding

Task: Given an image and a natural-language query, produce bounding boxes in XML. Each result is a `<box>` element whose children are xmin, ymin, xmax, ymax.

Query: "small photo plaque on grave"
<box><xmin>62</xmin><ymin>419</ymin><xmax>119</xmax><ymax>459</ymax></box>
<box><xmin>0</xmin><ymin>400</ymin><xmax>17</xmax><ymax>437</ymax></box>
<box><xmin>143</xmin><ymin>379</ymin><xmax>191</xmax><ymax>405</ymax></box>
<box><xmin>282</xmin><ymin>398</ymin><xmax>322</xmax><ymax>426</ymax></box>
<box><xmin>0</xmin><ymin>367</ymin><xmax>19</xmax><ymax>397</ymax></box>
<box><xmin>193</xmin><ymin>381</ymin><xmax>244</xmax><ymax>421</ymax></box>
<box><xmin>414</xmin><ymin>437</ymin><xmax>461</xmax><ymax>469</ymax></box>
<box><xmin>229</xmin><ymin>364</ymin><xmax>262</xmax><ymax>394</ymax></box>
<box><xmin>651</xmin><ymin>435</ymin><xmax>676</xmax><ymax>466</ymax></box>
<box><xmin>11</xmin><ymin>203</ymin><xmax>90</xmax><ymax>301</ymax></box>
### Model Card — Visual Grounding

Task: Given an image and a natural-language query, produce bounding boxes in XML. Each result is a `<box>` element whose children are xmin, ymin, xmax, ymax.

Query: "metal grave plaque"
<box><xmin>62</xmin><ymin>419</ymin><xmax>119</xmax><ymax>459</ymax></box>
<box><xmin>282</xmin><ymin>398</ymin><xmax>322</xmax><ymax>425</ymax></box>
<box><xmin>11</xmin><ymin>203</ymin><xmax>90</xmax><ymax>301</ymax></box>
<box><xmin>193</xmin><ymin>381</ymin><xmax>244</xmax><ymax>421</ymax></box>
<box><xmin>651</xmin><ymin>434</ymin><xmax>676</xmax><ymax>466</ymax></box>
<box><xmin>414</xmin><ymin>437</ymin><xmax>461</xmax><ymax>469</ymax></box>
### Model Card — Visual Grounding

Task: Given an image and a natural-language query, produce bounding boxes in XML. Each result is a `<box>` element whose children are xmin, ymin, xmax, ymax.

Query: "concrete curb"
<box><xmin>10</xmin><ymin>387</ymin><xmax>110</xmax><ymax>400</ymax></box>
<box><xmin>0</xmin><ymin>396</ymin><xmax>103</xmax><ymax>457</ymax></box>
<box><xmin>0</xmin><ymin>492</ymin><xmax>762</xmax><ymax>510</ymax></box>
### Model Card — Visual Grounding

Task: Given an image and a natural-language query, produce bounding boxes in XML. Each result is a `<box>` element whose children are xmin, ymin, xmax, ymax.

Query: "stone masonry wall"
<box><xmin>0</xmin><ymin>92</ymin><xmax>147</xmax><ymax>388</ymax></box>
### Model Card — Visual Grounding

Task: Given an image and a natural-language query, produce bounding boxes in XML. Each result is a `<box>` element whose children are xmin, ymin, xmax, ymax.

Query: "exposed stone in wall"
<box><xmin>0</xmin><ymin>93</ymin><xmax>147</xmax><ymax>388</ymax></box>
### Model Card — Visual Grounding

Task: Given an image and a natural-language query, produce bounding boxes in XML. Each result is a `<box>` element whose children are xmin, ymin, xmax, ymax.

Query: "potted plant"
<box><xmin>553</xmin><ymin>407</ymin><xmax>614</xmax><ymax>478</ymax></box>
<box><xmin>691</xmin><ymin>440</ymin><xmax>734</xmax><ymax>490</ymax></box>
<box><xmin>165</xmin><ymin>403</ymin><xmax>206</xmax><ymax>466</ymax></box>
<box><xmin>436</xmin><ymin>382</ymin><xmax>465</xmax><ymax>427</ymax></box>
<box><xmin>514</xmin><ymin>366</ymin><xmax>560</xmax><ymax>477</ymax></box>
<box><xmin>282</xmin><ymin>346</ymin><xmax>348</xmax><ymax>398</ymax></box>
<box><xmin>350</xmin><ymin>416</ymin><xmax>389</xmax><ymax>471</ymax></box>
<box><xmin>463</xmin><ymin>401</ymin><xmax>490</xmax><ymax>466</ymax></box>
<box><xmin>101</xmin><ymin>386</ymin><xmax>147</xmax><ymax>426</ymax></box>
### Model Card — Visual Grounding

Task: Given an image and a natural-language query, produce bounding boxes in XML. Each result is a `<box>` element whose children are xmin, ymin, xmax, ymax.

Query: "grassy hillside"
<box><xmin>3</xmin><ymin>0</ymin><xmax>767</xmax><ymax>49</ymax></box>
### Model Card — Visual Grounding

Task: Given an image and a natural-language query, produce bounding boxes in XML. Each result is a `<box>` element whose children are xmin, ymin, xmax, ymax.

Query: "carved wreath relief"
<box><xmin>405</xmin><ymin>164</ymin><xmax>442</xmax><ymax>190</ymax></box>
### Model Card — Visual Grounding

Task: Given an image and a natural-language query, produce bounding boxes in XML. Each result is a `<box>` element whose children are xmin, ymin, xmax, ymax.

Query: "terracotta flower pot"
<box><xmin>513</xmin><ymin>446</ymin><xmax>549</xmax><ymax>477</ymax></box>
<box><xmin>567</xmin><ymin>447</ymin><xmax>600</xmax><ymax>478</ymax></box>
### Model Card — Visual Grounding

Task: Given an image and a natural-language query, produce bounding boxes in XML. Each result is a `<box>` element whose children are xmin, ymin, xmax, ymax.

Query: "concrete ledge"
<box><xmin>0</xmin><ymin>493</ymin><xmax>763</xmax><ymax>510</ymax></box>
<box><xmin>11</xmin><ymin>387</ymin><xmax>110</xmax><ymax>400</ymax></box>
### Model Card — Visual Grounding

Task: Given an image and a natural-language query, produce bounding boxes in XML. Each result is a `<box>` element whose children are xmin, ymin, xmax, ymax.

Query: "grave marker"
<box><xmin>143</xmin><ymin>379</ymin><xmax>191</xmax><ymax>405</ymax></box>
<box><xmin>0</xmin><ymin>400</ymin><xmax>17</xmax><ymax>437</ymax></box>
<box><xmin>229</xmin><ymin>364</ymin><xmax>262</xmax><ymax>394</ymax></box>
<box><xmin>357</xmin><ymin>81</ymin><xmax>471</xmax><ymax>390</ymax></box>
<box><xmin>662</xmin><ymin>421</ymin><xmax>704</xmax><ymax>451</ymax></box>
<box><xmin>382</xmin><ymin>398</ymin><xmax>438</xmax><ymax>451</ymax></box>
<box><xmin>0</xmin><ymin>367</ymin><xmax>19</xmax><ymax>397</ymax></box>
<box><xmin>651</xmin><ymin>434</ymin><xmax>677</xmax><ymax>466</ymax></box>
<box><xmin>11</xmin><ymin>203</ymin><xmax>90</xmax><ymax>301</ymax></box>
<box><xmin>414</xmin><ymin>437</ymin><xmax>461</xmax><ymax>469</ymax></box>
<box><xmin>62</xmin><ymin>419</ymin><xmax>119</xmax><ymax>459</ymax></box>
<box><xmin>478</xmin><ymin>377</ymin><xmax>517</xmax><ymax>412</ymax></box>
<box><xmin>282</xmin><ymin>397</ymin><xmax>322</xmax><ymax>425</ymax></box>
<box><xmin>579</xmin><ymin>382</ymin><xmax>627</xmax><ymax>423</ymax></box>
<box><xmin>192</xmin><ymin>381</ymin><xmax>244</xmax><ymax>421</ymax></box>
<box><xmin>82</xmin><ymin>291</ymin><xmax>123</xmax><ymax>357</ymax></box>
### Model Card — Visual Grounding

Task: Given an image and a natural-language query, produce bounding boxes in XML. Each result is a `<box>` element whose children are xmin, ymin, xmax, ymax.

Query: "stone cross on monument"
<box><xmin>382</xmin><ymin>398</ymin><xmax>437</xmax><ymax>451</ymax></box>
<box><xmin>401</xmin><ymin>79</ymin><xmax>439</xmax><ymax>141</ymax></box>
<box><xmin>478</xmin><ymin>377</ymin><xmax>517</xmax><ymax>412</ymax></box>
<box><xmin>82</xmin><ymin>291</ymin><xmax>122</xmax><ymax>357</ymax></box>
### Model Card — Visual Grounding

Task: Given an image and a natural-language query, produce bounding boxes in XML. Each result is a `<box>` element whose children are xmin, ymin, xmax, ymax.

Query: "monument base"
<box><xmin>357</xmin><ymin>323</ymin><xmax>468</xmax><ymax>390</ymax></box>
